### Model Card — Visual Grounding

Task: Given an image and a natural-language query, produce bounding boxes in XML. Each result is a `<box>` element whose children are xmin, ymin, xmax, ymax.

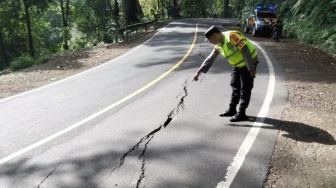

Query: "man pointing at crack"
<box><xmin>193</xmin><ymin>26</ymin><xmax>259</xmax><ymax>122</ymax></box>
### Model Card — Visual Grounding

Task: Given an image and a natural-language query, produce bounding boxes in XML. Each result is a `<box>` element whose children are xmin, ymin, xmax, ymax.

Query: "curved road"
<box><xmin>0</xmin><ymin>18</ymin><xmax>287</xmax><ymax>188</ymax></box>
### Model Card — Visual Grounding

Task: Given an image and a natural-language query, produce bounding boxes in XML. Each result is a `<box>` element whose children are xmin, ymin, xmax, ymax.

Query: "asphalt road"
<box><xmin>0</xmin><ymin>18</ymin><xmax>287</xmax><ymax>188</ymax></box>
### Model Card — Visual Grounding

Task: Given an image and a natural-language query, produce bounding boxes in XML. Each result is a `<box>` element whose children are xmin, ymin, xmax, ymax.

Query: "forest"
<box><xmin>0</xmin><ymin>0</ymin><xmax>335</xmax><ymax>71</ymax></box>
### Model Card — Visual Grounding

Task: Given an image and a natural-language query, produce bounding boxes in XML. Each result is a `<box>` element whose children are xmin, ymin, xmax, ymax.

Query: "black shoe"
<box><xmin>230</xmin><ymin>113</ymin><xmax>248</xmax><ymax>122</ymax></box>
<box><xmin>219</xmin><ymin>109</ymin><xmax>237</xmax><ymax>117</ymax></box>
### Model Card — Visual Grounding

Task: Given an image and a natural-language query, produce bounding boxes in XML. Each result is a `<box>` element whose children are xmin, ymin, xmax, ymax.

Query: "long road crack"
<box><xmin>110</xmin><ymin>79</ymin><xmax>189</xmax><ymax>187</ymax></box>
<box><xmin>37</xmin><ymin>166</ymin><xmax>57</xmax><ymax>188</ymax></box>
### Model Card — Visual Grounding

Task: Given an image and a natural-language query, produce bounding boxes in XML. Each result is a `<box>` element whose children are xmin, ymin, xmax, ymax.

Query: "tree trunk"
<box><xmin>223</xmin><ymin>0</ymin><xmax>229</xmax><ymax>18</ymax></box>
<box><xmin>173</xmin><ymin>0</ymin><xmax>177</xmax><ymax>7</ymax></box>
<box><xmin>0</xmin><ymin>29</ymin><xmax>9</xmax><ymax>68</ymax></box>
<box><xmin>161</xmin><ymin>0</ymin><xmax>164</xmax><ymax>18</ymax></box>
<box><xmin>60</xmin><ymin>0</ymin><xmax>70</xmax><ymax>50</ymax></box>
<box><xmin>107</xmin><ymin>0</ymin><xmax>125</xmax><ymax>42</ymax></box>
<box><xmin>200</xmin><ymin>1</ymin><xmax>206</xmax><ymax>17</ymax></box>
<box><xmin>125</xmin><ymin>0</ymin><xmax>143</xmax><ymax>24</ymax></box>
<box><xmin>114</xmin><ymin>0</ymin><xmax>119</xmax><ymax>17</ymax></box>
<box><xmin>22</xmin><ymin>0</ymin><xmax>34</xmax><ymax>57</ymax></box>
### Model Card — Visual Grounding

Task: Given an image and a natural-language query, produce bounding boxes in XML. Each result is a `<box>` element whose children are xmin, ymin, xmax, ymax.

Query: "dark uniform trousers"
<box><xmin>229</xmin><ymin>66</ymin><xmax>254</xmax><ymax>114</ymax></box>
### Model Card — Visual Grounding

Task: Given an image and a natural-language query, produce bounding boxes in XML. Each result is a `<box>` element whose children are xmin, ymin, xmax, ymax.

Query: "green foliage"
<box><xmin>104</xmin><ymin>21</ymin><xmax>117</xmax><ymax>43</ymax></box>
<box><xmin>9</xmin><ymin>54</ymin><xmax>51</xmax><ymax>71</ymax></box>
<box><xmin>2</xmin><ymin>0</ymin><xmax>336</xmax><ymax>68</ymax></box>
<box><xmin>26</xmin><ymin>0</ymin><xmax>52</xmax><ymax>10</ymax></box>
<box><xmin>281</xmin><ymin>20</ymin><xmax>297</xmax><ymax>38</ymax></box>
<box><xmin>0</xmin><ymin>1</ymin><xmax>27</xmax><ymax>57</ymax></box>
<box><xmin>70</xmin><ymin>35</ymin><xmax>93</xmax><ymax>50</ymax></box>
<box><xmin>178</xmin><ymin>0</ymin><xmax>209</xmax><ymax>18</ymax></box>
<box><xmin>241</xmin><ymin>0</ymin><xmax>336</xmax><ymax>54</ymax></box>
<box><xmin>139</xmin><ymin>0</ymin><xmax>158</xmax><ymax>19</ymax></box>
<box><xmin>9</xmin><ymin>56</ymin><xmax>35</xmax><ymax>70</ymax></box>
<box><xmin>278</xmin><ymin>0</ymin><xmax>336</xmax><ymax>53</ymax></box>
<box><xmin>71</xmin><ymin>0</ymin><xmax>115</xmax><ymax>45</ymax></box>
<box><xmin>31</xmin><ymin>6</ymin><xmax>63</xmax><ymax>55</ymax></box>
<box><xmin>324</xmin><ymin>34</ymin><xmax>336</xmax><ymax>54</ymax></box>
<box><xmin>35</xmin><ymin>54</ymin><xmax>50</xmax><ymax>65</ymax></box>
<box><xmin>212</xmin><ymin>0</ymin><xmax>224</xmax><ymax>17</ymax></box>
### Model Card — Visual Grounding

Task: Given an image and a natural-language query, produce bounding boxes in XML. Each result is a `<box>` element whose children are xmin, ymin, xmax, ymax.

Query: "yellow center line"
<box><xmin>112</xmin><ymin>24</ymin><xmax>199</xmax><ymax>107</ymax></box>
<box><xmin>0</xmin><ymin>23</ymin><xmax>199</xmax><ymax>165</ymax></box>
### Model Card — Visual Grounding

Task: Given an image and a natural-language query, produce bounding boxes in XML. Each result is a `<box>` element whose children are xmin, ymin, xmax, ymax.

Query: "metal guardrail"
<box><xmin>118</xmin><ymin>17</ymin><xmax>160</xmax><ymax>34</ymax></box>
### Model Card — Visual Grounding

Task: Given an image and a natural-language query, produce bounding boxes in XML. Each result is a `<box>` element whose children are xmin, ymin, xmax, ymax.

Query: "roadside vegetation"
<box><xmin>243</xmin><ymin>0</ymin><xmax>336</xmax><ymax>54</ymax></box>
<box><xmin>0</xmin><ymin>0</ymin><xmax>335</xmax><ymax>71</ymax></box>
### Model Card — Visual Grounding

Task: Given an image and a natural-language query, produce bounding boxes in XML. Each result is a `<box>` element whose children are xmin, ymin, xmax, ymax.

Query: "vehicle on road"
<box><xmin>244</xmin><ymin>5</ymin><xmax>283</xmax><ymax>37</ymax></box>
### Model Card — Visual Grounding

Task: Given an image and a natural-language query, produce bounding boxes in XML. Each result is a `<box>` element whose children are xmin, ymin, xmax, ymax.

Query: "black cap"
<box><xmin>204</xmin><ymin>26</ymin><xmax>221</xmax><ymax>39</ymax></box>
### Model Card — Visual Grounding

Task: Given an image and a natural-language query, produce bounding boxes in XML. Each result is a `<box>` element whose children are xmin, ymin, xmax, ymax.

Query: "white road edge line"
<box><xmin>0</xmin><ymin>23</ymin><xmax>170</xmax><ymax>103</ymax></box>
<box><xmin>0</xmin><ymin>23</ymin><xmax>199</xmax><ymax>165</ymax></box>
<box><xmin>216</xmin><ymin>40</ymin><xmax>275</xmax><ymax>188</ymax></box>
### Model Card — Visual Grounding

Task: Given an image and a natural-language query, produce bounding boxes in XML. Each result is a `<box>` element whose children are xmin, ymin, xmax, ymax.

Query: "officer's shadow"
<box><xmin>228</xmin><ymin>117</ymin><xmax>336</xmax><ymax>145</ymax></box>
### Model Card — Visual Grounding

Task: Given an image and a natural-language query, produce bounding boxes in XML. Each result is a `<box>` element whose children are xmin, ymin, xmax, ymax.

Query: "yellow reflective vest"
<box><xmin>215</xmin><ymin>31</ymin><xmax>257</xmax><ymax>68</ymax></box>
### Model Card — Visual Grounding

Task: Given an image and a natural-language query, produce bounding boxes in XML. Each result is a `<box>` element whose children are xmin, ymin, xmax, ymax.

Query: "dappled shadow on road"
<box><xmin>133</xmin><ymin>20</ymin><xmax>278</xmax><ymax>79</ymax></box>
<box><xmin>0</xmin><ymin>77</ymin><xmax>229</xmax><ymax>188</ymax></box>
<box><xmin>0</xmin><ymin>122</ymin><xmax>233</xmax><ymax>188</ymax></box>
<box><xmin>228</xmin><ymin>117</ymin><xmax>336</xmax><ymax>145</ymax></box>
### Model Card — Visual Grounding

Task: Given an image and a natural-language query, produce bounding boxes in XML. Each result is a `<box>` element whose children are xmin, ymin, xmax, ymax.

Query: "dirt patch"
<box><xmin>1</xmin><ymin>21</ymin><xmax>336</xmax><ymax>188</ymax></box>
<box><xmin>255</xmin><ymin>37</ymin><xmax>336</xmax><ymax>187</ymax></box>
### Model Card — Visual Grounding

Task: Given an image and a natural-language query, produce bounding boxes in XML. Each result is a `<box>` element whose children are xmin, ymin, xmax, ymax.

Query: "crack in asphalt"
<box><xmin>110</xmin><ymin>79</ymin><xmax>189</xmax><ymax>187</ymax></box>
<box><xmin>198</xmin><ymin>51</ymin><xmax>207</xmax><ymax>59</ymax></box>
<box><xmin>137</xmin><ymin>133</ymin><xmax>154</xmax><ymax>187</ymax></box>
<box><xmin>37</xmin><ymin>166</ymin><xmax>57</xmax><ymax>188</ymax></box>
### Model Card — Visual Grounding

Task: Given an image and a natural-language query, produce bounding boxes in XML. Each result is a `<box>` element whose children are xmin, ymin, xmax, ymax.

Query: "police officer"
<box><xmin>193</xmin><ymin>26</ymin><xmax>258</xmax><ymax>122</ymax></box>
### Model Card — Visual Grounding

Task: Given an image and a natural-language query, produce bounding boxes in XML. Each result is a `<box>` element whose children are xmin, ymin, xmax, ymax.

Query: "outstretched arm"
<box><xmin>193</xmin><ymin>47</ymin><xmax>219</xmax><ymax>81</ymax></box>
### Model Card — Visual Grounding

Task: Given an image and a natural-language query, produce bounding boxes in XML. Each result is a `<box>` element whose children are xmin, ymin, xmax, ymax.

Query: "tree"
<box><xmin>72</xmin><ymin>0</ymin><xmax>107</xmax><ymax>44</ymax></box>
<box><xmin>106</xmin><ymin>0</ymin><xmax>125</xmax><ymax>42</ymax></box>
<box><xmin>125</xmin><ymin>0</ymin><xmax>144</xmax><ymax>24</ymax></box>
<box><xmin>0</xmin><ymin>29</ymin><xmax>9</xmax><ymax>69</ymax></box>
<box><xmin>223</xmin><ymin>0</ymin><xmax>229</xmax><ymax>18</ymax></box>
<box><xmin>114</xmin><ymin>0</ymin><xmax>119</xmax><ymax>17</ymax></box>
<box><xmin>173</xmin><ymin>0</ymin><xmax>177</xmax><ymax>7</ymax></box>
<box><xmin>179</xmin><ymin>0</ymin><xmax>208</xmax><ymax>18</ymax></box>
<box><xmin>58</xmin><ymin>0</ymin><xmax>70</xmax><ymax>50</ymax></box>
<box><xmin>0</xmin><ymin>1</ymin><xmax>25</xmax><ymax>61</ymax></box>
<box><xmin>0</xmin><ymin>0</ymin><xmax>9</xmax><ymax>68</ymax></box>
<box><xmin>231</xmin><ymin>0</ymin><xmax>244</xmax><ymax>18</ymax></box>
<box><xmin>21</xmin><ymin>0</ymin><xmax>52</xmax><ymax>57</ymax></box>
<box><xmin>210</xmin><ymin>0</ymin><xmax>224</xmax><ymax>17</ymax></box>
<box><xmin>22</xmin><ymin>0</ymin><xmax>34</xmax><ymax>57</ymax></box>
